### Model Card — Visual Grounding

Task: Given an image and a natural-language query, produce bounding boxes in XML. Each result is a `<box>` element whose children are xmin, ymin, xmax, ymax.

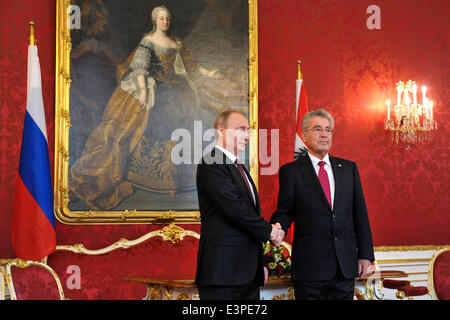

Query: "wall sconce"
<box><xmin>385</xmin><ymin>80</ymin><xmax>437</xmax><ymax>149</ymax></box>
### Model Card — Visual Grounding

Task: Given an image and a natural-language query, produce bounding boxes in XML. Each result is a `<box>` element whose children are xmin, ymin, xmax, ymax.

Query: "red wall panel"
<box><xmin>257</xmin><ymin>0</ymin><xmax>449</xmax><ymax>246</ymax></box>
<box><xmin>0</xmin><ymin>0</ymin><xmax>56</xmax><ymax>258</ymax></box>
<box><xmin>0</xmin><ymin>0</ymin><xmax>448</xmax><ymax>260</ymax></box>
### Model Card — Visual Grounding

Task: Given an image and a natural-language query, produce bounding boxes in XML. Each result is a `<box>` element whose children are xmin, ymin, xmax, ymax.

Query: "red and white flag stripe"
<box><xmin>295</xmin><ymin>79</ymin><xmax>309</xmax><ymax>153</ymax></box>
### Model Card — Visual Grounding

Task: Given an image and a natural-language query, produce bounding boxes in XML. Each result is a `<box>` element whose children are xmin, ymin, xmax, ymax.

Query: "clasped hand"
<box><xmin>270</xmin><ymin>222</ymin><xmax>285</xmax><ymax>247</ymax></box>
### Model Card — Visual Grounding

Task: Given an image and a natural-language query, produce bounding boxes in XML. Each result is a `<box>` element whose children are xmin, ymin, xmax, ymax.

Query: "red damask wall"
<box><xmin>257</xmin><ymin>0</ymin><xmax>449</xmax><ymax>246</ymax></box>
<box><xmin>0</xmin><ymin>0</ymin><xmax>448</xmax><ymax>260</ymax></box>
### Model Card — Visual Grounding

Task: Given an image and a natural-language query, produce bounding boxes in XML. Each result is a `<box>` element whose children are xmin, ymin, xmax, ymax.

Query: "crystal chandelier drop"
<box><xmin>385</xmin><ymin>80</ymin><xmax>437</xmax><ymax>149</ymax></box>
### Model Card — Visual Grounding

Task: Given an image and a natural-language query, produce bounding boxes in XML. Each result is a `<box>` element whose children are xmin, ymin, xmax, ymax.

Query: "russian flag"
<box><xmin>11</xmin><ymin>44</ymin><xmax>56</xmax><ymax>261</ymax></box>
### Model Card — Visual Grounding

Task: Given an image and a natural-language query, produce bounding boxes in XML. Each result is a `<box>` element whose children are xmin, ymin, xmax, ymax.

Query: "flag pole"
<box><xmin>11</xmin><ymin>21</ymin><xmax>56</xmax><ymax>261</ymax></box>
<box><xmin>29</xmin><ymin>21</ymin><xmax>35</xmax><ymax>46</ymax></box>
<box><xmin>297</xmin><ymin>60</ymin><xmax>302</xmax><ymax>80</ymax></box>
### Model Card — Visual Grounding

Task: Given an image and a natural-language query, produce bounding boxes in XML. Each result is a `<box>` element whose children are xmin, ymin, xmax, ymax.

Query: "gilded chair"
<box><xmin>0</xmin><ymin>259</ymin><xmax>65</xmax><ymax>300</ymax></box>
<box><xmin>427</xmin><ymin>248</ymin><xmax>450</xmax><ymax>300</ymax></box>
<box><xmin>0</xmin><ymin>267</ymin><xmax>6</xmax><ymax>300</ymax></box>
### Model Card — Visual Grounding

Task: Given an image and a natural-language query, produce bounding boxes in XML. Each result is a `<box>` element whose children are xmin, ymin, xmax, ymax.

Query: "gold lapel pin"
<box><xmin>338</xmin><ymin>164</ymin><xmax>343</xmax><ymax>167</ymax></box>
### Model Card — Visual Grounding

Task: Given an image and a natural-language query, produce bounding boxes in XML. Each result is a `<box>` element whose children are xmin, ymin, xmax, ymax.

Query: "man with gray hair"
<box><xmin>270</xmin><ymin>109</ymin><xmax>374</xmax><ymax>300</ymax></box>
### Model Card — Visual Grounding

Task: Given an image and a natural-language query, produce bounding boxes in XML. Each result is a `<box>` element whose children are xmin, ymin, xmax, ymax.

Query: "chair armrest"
<box><xmin>396</xmin><ymin>285</ymin><xmax>429</xmax><ymax>299</ymax></box>
<box><xmin>383</xmin><ymin>279</ymin><xmax>410</xmax><ymax>289</ymax></box>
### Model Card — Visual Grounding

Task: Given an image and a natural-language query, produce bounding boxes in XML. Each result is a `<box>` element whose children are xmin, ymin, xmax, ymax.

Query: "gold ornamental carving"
<box><xmin>0</xmin><ymin>259</ymin><xmax>28</xmax><ymax>269</ymax></box>
<box><xmin>60</xmin><ymin>109</ymin><xmax>72</xmax><ymax>127</ymax></box>
<box><xmin>161</xmin><ymin>224</ymin><xmax>185</xmax><ymax>243</ymax></box>
<box><xmin>176</xmin><ymin>293</ymin><xmax>190</xmax><ymax>300</ymax></box>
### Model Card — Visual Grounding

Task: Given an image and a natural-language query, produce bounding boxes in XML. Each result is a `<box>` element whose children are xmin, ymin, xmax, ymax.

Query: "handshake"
<box><xmin>270</xmin><ymin>222</ymin><xmax>285</xmax><ymax>247</ymax></box>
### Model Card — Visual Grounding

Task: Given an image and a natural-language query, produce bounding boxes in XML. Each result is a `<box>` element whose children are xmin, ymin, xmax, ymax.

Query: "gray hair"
<box><xmin>150</xmin><ymin>6</ymin><xmax>171</xmax><ymax>34</ymax></box>
<box><xmin>301</xmin><ymin>109</ymin><xmax>334</xmax><ymax>131</ymax></box>
<box><xmin>151</xmin><ymin>5</ymin><xmax>171</xmax><ymax>22</ymax></box>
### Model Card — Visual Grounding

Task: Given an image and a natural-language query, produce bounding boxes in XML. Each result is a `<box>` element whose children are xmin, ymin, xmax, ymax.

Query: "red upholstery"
<box><xmin>433</xmin><ymin>250</ymin><xmax>450</xmax><ymax>300</ymax></box>
<box><xmin>383</xmin><ymin>279</ymin><xmax>410</xmax><ymax>289</ymax></box>
<box><xmin>398</xmin><ymin>285</ymin><xmax>428</xmax><ymax>297</ymax></box>
<box><xmin>10</xmin><ymin>265</ymin><xmax>62</xmax><ymax>300</ymax></box>
<box><xmin>47</xmin><ymin>236</ymin><xmax>199</xmax><ymax>300</ymax></box>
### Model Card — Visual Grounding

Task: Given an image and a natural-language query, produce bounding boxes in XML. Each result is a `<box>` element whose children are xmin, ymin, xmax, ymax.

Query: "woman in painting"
<box><xmin>70</xmin><ymin>6</ymin><xmax>221</xmax><ymax>210</ymax></box>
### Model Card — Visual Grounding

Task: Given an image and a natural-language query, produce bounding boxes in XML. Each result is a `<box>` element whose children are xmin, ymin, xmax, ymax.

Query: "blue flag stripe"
<box><xmin>18</xmin><ymin>111</ymin><xmax>55</xmax><ymax>229</ymax></box>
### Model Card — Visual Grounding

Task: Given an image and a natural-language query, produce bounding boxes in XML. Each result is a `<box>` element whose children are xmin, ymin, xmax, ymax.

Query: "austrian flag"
<box><xmin>288</xmin><ymin>71</ymin><xmax>309</xmax><ymax>243</ymax></box>
<box><xmin>295</xmin><ymin>77</ymin><xmax>309</xmax><ymax>153</ymax></box>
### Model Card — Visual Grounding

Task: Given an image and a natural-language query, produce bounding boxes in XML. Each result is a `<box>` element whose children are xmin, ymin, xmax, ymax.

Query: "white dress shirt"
<box><xmin>308</xmin><ymin>153</ymin><xmax>335</xmax><ymax>209</ymax></box>
<box><xmin>215</xmin><ymin>145</ymin><xmax>256</xmax><ymax>204</ymax></box>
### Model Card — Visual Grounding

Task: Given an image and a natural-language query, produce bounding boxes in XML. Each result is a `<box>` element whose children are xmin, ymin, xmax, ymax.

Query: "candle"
<box><xmin>386</xmin><ymin>99</ymin><xmax>391</xmax><ymax>120</ymax></box>
<box><xmin>421</xmin><ymin>86</ymin><xmax>427</xmax><ymax>118</ymax></box>
<box><xmin>405</xmin><ymin>91</ymin><xmax>411</xmax><ymax>117</ymax></box>
<box><xmin>429</xmin><ymin>101</ymin><xmax>433</xmax><ymax>120</ymax></box>
<box><xmin>422</xmin><ymin>86</ymin><xmax>427</xmax><ymax>104</ymax></box>
<box><xmin>412</xmin><ymin>83</ymin><xmax>417</xmax><ymax>105</ymax></box>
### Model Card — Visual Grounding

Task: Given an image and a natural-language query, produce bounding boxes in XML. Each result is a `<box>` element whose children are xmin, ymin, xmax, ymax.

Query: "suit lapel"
<box><xmin>296</xmin><ymin>154</ymin><xmax>332</xmax><ymax>212</ymax></box>
<box><xmin>231</xmin><ymin>162</ymin><xmax>258</xmax><ymax>211</ymax></box>
<box><xmin>241</xmin><ymin>164</ymin><xmax>260</xmax><ymax>213</ymax></box>
<box><xmin>330</xmin><ymin>156</ymin><xmax>344</xmax><ymax>211</ymax></box>
<box><xmin>210</xmin><ymin>148</ymin><xmax>258</xmax><ymax>211</ymax></box>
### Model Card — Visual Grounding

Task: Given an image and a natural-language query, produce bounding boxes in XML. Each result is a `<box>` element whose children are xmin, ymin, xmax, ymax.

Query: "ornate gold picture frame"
<box><xmin>54</xmin><ymin>0</ymin><xmax>258</xmax><ymax>224</ymax></box>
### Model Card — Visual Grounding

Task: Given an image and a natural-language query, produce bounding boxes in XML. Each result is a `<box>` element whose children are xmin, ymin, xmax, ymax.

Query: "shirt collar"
<box><xmin>308</xmin><ymin>152</ymin><xmax>331</xmax><ymax>168</ymax></box>
<box><xmin>215</xmin><ymin>145</ymin><xmax>238</xmax><ymax>164</ymax></box>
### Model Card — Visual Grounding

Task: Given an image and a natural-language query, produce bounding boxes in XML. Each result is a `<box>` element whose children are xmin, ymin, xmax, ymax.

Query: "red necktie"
<box><xmin>235</xmin><ymin>160</ymin><xmax>254</xmax><ymax>202</ymax></box>
<box><xmin>318</xmin><ymin>161</ymin><xmax>332</xmax><ymax>208</ymax></box>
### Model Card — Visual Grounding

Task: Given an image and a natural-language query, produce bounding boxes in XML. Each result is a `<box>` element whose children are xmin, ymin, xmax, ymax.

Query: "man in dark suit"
<box><xmin>195</xmin><ymin>110</ymin><xmax>284</xmax><ymax>300</ymax></box>
<box><xmin>270</xmin><ymin>109</ymin><xmax>374</xmax><ymax>300</ymax></box>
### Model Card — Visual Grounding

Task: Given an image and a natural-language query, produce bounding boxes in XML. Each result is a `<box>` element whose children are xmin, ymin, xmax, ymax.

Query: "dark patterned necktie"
<box><xmin>235</xmin><ymin>160</ymin><xmax>254</xmax><ymax>202</ymax></box>
<box><xmin>318</xmin><ymin>161</ymin><xmax>332</xmax><ymax>208</ymax></box>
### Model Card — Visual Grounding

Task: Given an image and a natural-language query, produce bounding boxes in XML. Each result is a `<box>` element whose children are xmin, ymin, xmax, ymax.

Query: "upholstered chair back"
<box><xmin>1</xmin><ymin>259</ymin><xmax>65</xmax><ymax>300</ymax></box>
<box><xmin>429</xmin><ymin>249</ymin><xmax>450</xmax><ymax>300</ymax></box>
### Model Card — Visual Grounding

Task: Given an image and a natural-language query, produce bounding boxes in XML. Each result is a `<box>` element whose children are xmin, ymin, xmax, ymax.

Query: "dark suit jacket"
<box><xmin>195</xmin><ymin>148</ymin><xmax>272</xmax><ymax>287</ymax></box>
<box><xmin>270</xmin><ymin>153</ymin><xmax>374</xmax><ymax>281</ymax></box>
